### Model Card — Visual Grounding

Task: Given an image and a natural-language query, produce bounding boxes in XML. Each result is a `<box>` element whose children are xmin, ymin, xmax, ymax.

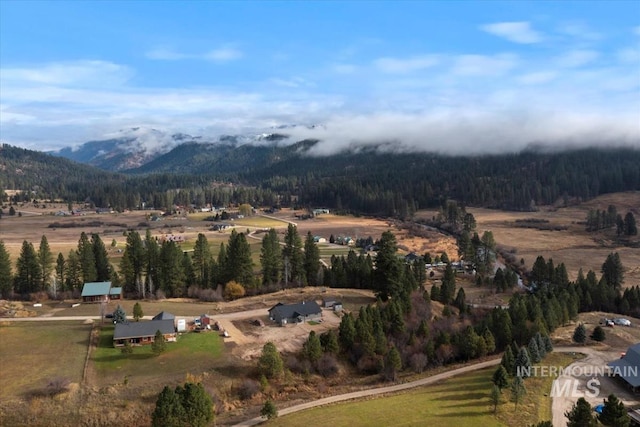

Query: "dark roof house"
<box><xmin>113</xmin><ymin>318</ymin><xmax>176</xmax><ymax>347</ymax></box>
<box><xmin>268</xmin><ymin>301</ymin><xmax>322</xmax><ymax>325</ymax></box>
<box><xmin>608</xmin><ymin>342</ymin><xmax>640</xmax><ymax>389</ymax></box>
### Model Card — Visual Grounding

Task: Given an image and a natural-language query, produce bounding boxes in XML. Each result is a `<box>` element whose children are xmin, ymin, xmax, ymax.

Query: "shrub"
<box><xmin>316</xmin><ymin>353</ymin><xmax>339</xmax><ymax>377</ymax></box>
<box><xmin>238</xmin><ymin>379</ymin><xmax>260</xmax><ymax>401</ymax></box>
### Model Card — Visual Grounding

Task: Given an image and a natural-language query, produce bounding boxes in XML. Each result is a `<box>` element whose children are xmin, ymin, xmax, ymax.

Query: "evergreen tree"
<box><xmin>501</xmin><ymin>346</ymin><xmax>515</xmax><ymax>376</ymax></box>
<box><xmin>77</xmin><ymin>232</ymin><xmax>97</xmax><ymax>284</ymax></box>
<box><xmin>492</xmin><ymin>365</ymin><xmax>510</xmax><ymax>391</ymax></box>
<box><xmin>158</xmin><ymin>240</ymin><xmax>186</xmax><ymax>297</ymax></box>
<box><xmin>624</xmin><ymin>212</ymin><xmax>637</xmax><ymax>236</ymax></box>
<box><xmin>339</xmin><ymin>313</ymin><xmax>356</xmax><ymax>350</ymax></box>
<box><xmin>374</xmin><ymin>231</ymin><xmax>403</xmax><ymax>300</ymax></box>
<box><xmin>37</xmin><ymin>235</ymin><xmax>54</xmax><ymax>291</ymax></box>
<box><xmin>573</xmin><ymin>323</ymin><xmax>587</xmax><ymax>344</ymax></box>
<box><xmin>321</xmin><ymin>330</ymin><xmax>340</xmax><ymax>354</ymax></box>
<box><xmin>14</xmin><ymin>240</ymin><xmax>39</xmax><ymax>295</ymax></box>
<box><xmin>566</xmin><ymin>397</ymin><xmax>597</xmax><ymax>427</ymax></box>
<box><xmin>384</xmin><ymin>345</ymin><xmax>402</xmax><ymax>381</ymax></box>
<box><xmin>528</xmin><ymin>337</ymin><xmax>541</xmax><ymax>363</ymax></box>
<box><xmin>121</xmin><ymin>231</ymin><xmax>145</xmax><ymax>296</ymax></box>
<box><xmin>440</xmin><ymin>263</ymin><xmax>457</xmax><ymax>305</ymax></box>
<box><xmin>543</xmin><ymin>334</ymin><xmax>553</xmax><ymax>353</ymax></box>
<box><xmin>303</xmin><ymin>231</ymin><xmax>321</xmax><ymax>286</ymax></box>
<box><xmin>591</xmin><ymin>325</ymin><xmax>606</xmax><ymax>342</ymax></box>
<box><xmin>133</xmin><ymin>302</ymin><xmax>143</xmax><ymax>321</ymax></box>
<box><xmin>192</xmin><ymin>233</ymin><xmax>211</xmax><ymax>288</ymax></box>
<box><xmin>144</xmin><ymin>229</ymin><xmax>160</xmax><ymax>295</ymax></box>
<box><xmin>152</xmin><ymin>330</ymin><xmax>167</xmax><ymax>354</ymax></box>
<box><xmin>515</xmin><ymin>347</ymin><xmax>532</xmax><ymax>378</ymax></box>
<box><xmin>152</xmin><ymin>386</ymin><xmax>185</xmax><ymax>427</ymax></box>
<box><xmin>261</xmin><ymin>399</ymin><xmax>278</xmax><ymax>420</ymax></box>
<box><xmin>510</xmin><ymin>375</ymin><xmax>526</xmax><ymax>408</ymax></box>
<box><xmin>303</xmin><ymin>331</ymin><xmax>323</xmax><ymax>363</ymax></box>
<box><xmin>283</xmin><ymin>224</ymin><xmax>304</xmax><ymax>286</ymax></box>
<box><xmin>490</xmin><ymin>385</ymin><xmax>501</xmax><ymax>414</ymax></box>
<box><xmin>55</xmin><ymin>252</ymin><xmax>65</xmax><ymax>293</ymax></box>
<box><xmin>91</xmin><ymin>234</ymin><xmax>110</xmax><ymax>282</ymax></box>
<box><xmin>260</xmin><ymin>228</ymin><xmax>282</xmax><ymax>286</ymax></box>
<box><xmin>176</xmin><ymin>382</ymin><xmax>214</xmax><ymax>427</ymax></box>
<box><xmin>454</xmin><ymin>287</ymin><xmax>466</xmax><ymax>313</ymax></box>
<box><xmin>227</xmin><ymin>230</ymin><xmax>254</xmax><ymax>287</ymax></box>
<box><xmin>113</xmin><ymin>305</ymin><xmax>127</xmax><ymax>324</ymax></box>
<box><xmin>258</xmin><ymin>342</ymin><xmax>284</xmax><ymax>379</ymax></box>
<box><xmin>598</xmin><ymin>393</ymin><xmax>630</xmax><ymax>427</ymax></box>
<box><xmin>0</xmin><ymin>241</ymin><xmax>13</xmax><ymax>298</ymax></box>
<box><xmin>536</xmin><ymin>333</ymin><xmax>547</xmax><ymax>359</ymax></box>
<box><xmin>601</xmin><ymin>252</ymin><xmax>624</xmax><ymax>289</ymax></box>
<box><xmin>65</xmin><ymin>250</ymin><xmax>83</xmax><ymax>291</ymax></box>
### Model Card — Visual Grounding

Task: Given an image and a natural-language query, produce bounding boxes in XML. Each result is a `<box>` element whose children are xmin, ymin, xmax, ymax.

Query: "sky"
<box><xmin>1</xmin><ymin>0</ymin><xmax>639</xmax><ymax>155</ymax></box>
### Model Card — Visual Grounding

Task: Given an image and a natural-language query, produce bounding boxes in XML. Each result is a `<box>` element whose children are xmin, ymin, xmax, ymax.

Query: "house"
<box><xmin>608</xmin><ymin>342</ymin><xmax>640</xmax><ymax>391</ymax></box>
<box><xmin>268</xmin><ymin>301</ymin><xmax>322</xmax><ymax>325</ymax></box>
<box><xmin>113</xmin><ymin>318</ymin><xmax>176</xmax><ymax>347</ymax></box>
<box><xmin>404</xmin><ymin>252</ymin><xmax>422</xmax><ymax>263</ymax></box>
<box><xmin>81</xmin><ymin>281</ymin><xmax>121</xmax><ymax>303</ymax></box>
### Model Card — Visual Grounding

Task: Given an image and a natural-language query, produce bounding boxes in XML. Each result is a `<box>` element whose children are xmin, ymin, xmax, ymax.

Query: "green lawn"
<box><xmin>0</xmin><ymin>321</ymin><xmax>91</xmax><ymax>399</ymax></box>
<box><xmin>92</xmin><ymin>325</ymin><xmax>224</xmax><ymax>386</ymax></box>
<box><xmin>271</xmin><ymin>352</ymin><xmax>580</xmax><ymax>427</ymax></box>
<box><xmin>270</xmin><ymin>368</ymin><xmax>505</xmax><ymax>427</ymax></box>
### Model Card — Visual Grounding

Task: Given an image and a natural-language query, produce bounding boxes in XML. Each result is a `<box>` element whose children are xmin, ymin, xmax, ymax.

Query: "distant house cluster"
<box><xmin>81</xmin><ymin>281</ymin><xmax>122</xmax><ymax>303</ymax></box>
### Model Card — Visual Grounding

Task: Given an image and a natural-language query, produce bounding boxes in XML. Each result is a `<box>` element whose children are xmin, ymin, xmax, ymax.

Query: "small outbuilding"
<box><xmin>268</xmin><ymin>301</ymin><xmax>322</xmax><ymax>326</ymax></box>
<box><xmin>608</xmin><ymin>342</ymin><xmax>640</xmax><ymax>391</ymax></box>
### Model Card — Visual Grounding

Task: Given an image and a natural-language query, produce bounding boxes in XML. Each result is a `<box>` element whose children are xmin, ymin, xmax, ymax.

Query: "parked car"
<box><xmin>105</xmin><ymin>313</ymin><xmax>114</xmax><ymax>319</ymax></box>
<box><xmin>601</xmin><ymin>318</ymin><xmax>615</xmax><ymax>327</ymax></box>
<box><xmin>613</xmin><ymin>318</ymin><xmax>631</xmax><ymax>326</ymax></box>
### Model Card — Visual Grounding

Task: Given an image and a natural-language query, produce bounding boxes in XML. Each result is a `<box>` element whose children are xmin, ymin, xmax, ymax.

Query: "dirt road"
<box><xmin>232</xmin><ymin>357</ymin><xmax>502</xmax><ymax>427</ymax></box>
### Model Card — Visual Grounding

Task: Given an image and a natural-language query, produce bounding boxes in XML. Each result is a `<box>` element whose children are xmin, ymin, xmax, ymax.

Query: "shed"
<box><xmin>333</xmin><ymin>302</ymin><xmax>344</xmax><ymax>312</ymax></box>
<box><xmin>608</xmin><ymin>342</ymin><xmax>640</xmax><ymax>391</ymax></box>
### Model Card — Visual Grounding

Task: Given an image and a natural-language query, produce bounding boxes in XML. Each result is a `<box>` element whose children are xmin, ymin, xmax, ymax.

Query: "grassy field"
<box><xmin>0</xmin><ymin>321</ymin><xmax>91</xmax><ymax>399</ymax></box>
<box><xmin>270</xmin><ymin>352</ymin><xmax>579</xmax><ymax>427</ymax></box>
<box><xmin>92</xmin><ymin>325</ymin><xmax>224</xmax><ymax>386</ymax></box>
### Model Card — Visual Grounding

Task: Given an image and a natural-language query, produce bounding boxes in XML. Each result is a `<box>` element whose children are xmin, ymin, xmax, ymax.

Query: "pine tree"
<box><xmin>144</xmin><ymin>229</ymin><xmax>160</xmax><ymax>295</ymax></box>
<box><xmin>258</xmin><ymin>342</ymin><xmax>284</xmax><ymax>379</ymax></box>
<box><xmin>490</xmin><ymin>384</ymin><xmax>501</xmax><ymax>414</ymax></box>
<box><xmin>55</xmin><ymin>252</ymin><xmax>65</xmax><ymax>293</ymax></box>
<box><xmin>373</xmin><ymin>231</ymin><xmax>403</xmax><ymax>300</ymax></box>
<box><xmin>121</xmin><ymin>231</ymin><xmax>145</xmax><ymax>296</ymax></box>
<box><xmin>192</xmin><ymin>233</ymin><xmax>211</xmax><ymax>287</ymax></box>
<box><xmin>158</xmin><ymin>240</ymin><xmax>185</xmax><ymax>297</ymax></box>
<box><xmin>178</xmin><ymin>382</ymin><xmax>213</xmax><ymax>427</ymax></box>
<box><xmin>566</xmin><ymin>397</ymin><xmax>597</xmax><ymax>427</ymax></box>
<box><xmin>14</xmin><ymin>240</ymin><xmax>40</xmax><ymax>295</ymax></box>
<box><xmin>260</xmin><ymin>228</ymin><xmax>282</xmax><ymax>286</ymax></box>
<box><xmin>543</xmin><ymin>334</ymin><xmax>553</xmax><ymax>353</ymax></box>
<box><xmin>510</xmin><ymin>375</ymin><xmax>526</xmax><ymax>408</ymax></box>
<box><xmin>536</xmin><ymin>333</ymin><xmax>547</xmax><ymax>359</ymax></box>
<box><xmin>283</xmin><ymin>224</ymin><xmax>304</xmax><ymax>286</ymax></box>
<box><xmin>37</xmin><ymin>235</ymin><xmax>54</xmax><ymax>291</ymax></box>
<box><xmin>624</xmin><ymin>212</ymin><xmax>637</xmax><ymax>236</ymax></box>
<box><xmin>598</xmin><ymin>393</ymin><xmax>630</xmax><ymax>427</ymax></box>
<box><xmin>91</xmin><ymin>234</ymin><xmax>110</xmax><ymax>282</ymax></box>
<box><xmin>515</xmin><ymin>347</ymin><xmax>532</xmax><ymax>378</ymax></box>
<box><xmin>339</xmin><ymin>313</ymin><xmax>356</xmax><ymax>350</ymax></box>
<box><xmin>528</xmin><ymin>337</ymin><xmax>541</xmax><ymax>363</ymax></box>
<box><xmin>0</xmin><ymin>241</ymin><xmax>13</xmax><ymax>298</ymax></box>
<box><xmin>303</xmin><ymin>331</ymin><xmax>323</xmax><ymax>363</ymax></box>
<box><xmin>454</xmin><ymin>287</ymin><xmax>466</xmax><ymax>313</ymax></box>
<box><xmin>440</xmin><ymin>263</ymin><xmax>456</xmax><ymax>305</ymax></box>
<box><xmin>321</xmin><ymin>330</ymin><xmax>340</xmax><ymax>354</ymax></box>
<box><xmin>152</xmin><ymin>386</ymin><xmax>185</xmax><ymax>427</ymax></box>
<box><xmin>65</xmin><ymin>250</ymin><xmax>83</xmax><ymax>291</ymax></box>
<box><xmin>492</xmin><ymin>365</ymin><xmax>509</xmax><ymax>391</ymax></box>
<box><xmin>601</xmin><ymin>252</ymin><xmax>624</xmax><ymax>289</ymax></box>
<box><xmin>261</xmin><ymin>399</ymin><xmax>278</xmax><ymax>419</ymax></box>
<box><xmin>133</xmin><ymin>302</ymin><xmax>143</xmax><ymax>321</ymax></box>
<box><xmin>501</xmin><ymin>346</ymin><xmax>515</xmax><ymax>376</ymax></box>
<box><xmin>113</xmin><ymin>305</ymin><xmax>127</xmax><ymax>324</ymax></box>
<box><xmin>226</xmin><ymin>230</ymin><xmax>254</xmax><ymax>287</ymax></box>
<box><xmin>303</xmin><ymin>231</ymin><xmax>321</xmax><ymax>286</ymax></box>
<box><xmin>384</xmin><ymin>345</ymin><xmax>402</xmax><ymax>381</ymax></box>
<box><xmin>77</xmin><ymin>232</ymin><xmax>97</xmax><ymax>284</ymax></box>
<box><xmin>152</xmin><ymin>330</ymin><xmax>167</xmax><ymax>354</ymax></box>
<box><xmin>591</xmin><ymin>325</ymin><xmax>606</xmax><ymax>342</ymax></box>
<box><xmin>573</xmin><ymin>323</ymin><xmax>587</xmax><ymax>344</ymax></box>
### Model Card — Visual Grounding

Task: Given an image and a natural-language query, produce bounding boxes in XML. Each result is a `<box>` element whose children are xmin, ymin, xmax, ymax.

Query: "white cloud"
<box><xmin>203</xmin><ymin>47</ymin><xmax>243</xmax><ymax>62</ymax></box>
<box><xmin>145</xmin><ymin>46</ymin><xmax>243</xmax><ymax>62</ymax></box>
<box><xmin>373</xmin><ymin>55</ymin><xmax>439</xmax><ymax>73</ymax></box>
<box><xmin>617</xmin><ymin>47</ymin><xmax>640</xmax><ymax>63</ymax></box>
<box><xmin>556</xmin><ymin>49</ymin><xmax>599</xmax><ymax>68</ymax></box>
<box><xmin>481</xmin><ymin>21</ymin><xmax>542</xmax><ymax>44</ymax></box>
<box><xmin>633</xmin><ymin>25</ymin><xmax>640</xmax><ymax>36</ymax></box>
<box><xmin>557</xmin><ymin>22</ymin><xmax>602</xmax><ymax>41</ymax></box>
<box><xmin>1</xmin><ymin>60</ymin><xmax>132</xmax><ymax>87</ymax></box>
<box><xmin>452</xmin><ymin>54</ymin><xmax>518</xmax><ymax>76</ymax></box>
<box><xmin>517</xmin><ymin>71</ymin><xmax>557</xmax><ymax>85</ymax></box>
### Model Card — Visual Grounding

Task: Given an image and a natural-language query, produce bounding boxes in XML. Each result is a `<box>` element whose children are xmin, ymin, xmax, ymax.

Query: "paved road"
<box><xmin>232</xmin><ymin>357</ymin><xmax>502</xmax><ymax>427</ymax></box>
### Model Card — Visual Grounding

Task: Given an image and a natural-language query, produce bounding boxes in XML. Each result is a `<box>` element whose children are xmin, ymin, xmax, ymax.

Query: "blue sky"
<box><xmin>1</xmin><ymin>1</ymin><xmax>639</xmax><ymax>154</ymax></box>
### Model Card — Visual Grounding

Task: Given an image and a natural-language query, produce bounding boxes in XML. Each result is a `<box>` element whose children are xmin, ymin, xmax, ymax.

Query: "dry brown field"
<box><xmin>421</xmin><ymin>192</ymin><xmax>639</xmax><ymax>284</ymax></box>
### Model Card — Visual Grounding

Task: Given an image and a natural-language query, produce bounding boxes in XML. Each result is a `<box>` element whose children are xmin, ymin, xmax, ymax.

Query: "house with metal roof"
<box><xmin>113</xmin><ymin>318</ymin><xmax>176</xmax><ymax>347</ymax></box>
<box><xmin>81</xmin><ymin>281</ymin><xmax>122</xmax><ymax>303</ymax></box>
<box><xmin>268</xmin><ymin>301</ymin><xmax>322</xmax><ymax>326</ymax></box>
<box><xmin>608</xmin><ymin>342</ymin><xmax>640</xmax><ymax>391</ymax></box>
